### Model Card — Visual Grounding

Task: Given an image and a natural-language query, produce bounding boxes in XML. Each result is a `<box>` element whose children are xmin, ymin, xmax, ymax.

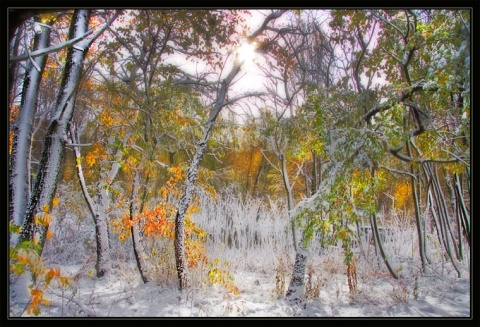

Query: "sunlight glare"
<box><xmin>236</xmin><ymin>41</ymin><xmax>257</xmax><ymax>65</ymax></box>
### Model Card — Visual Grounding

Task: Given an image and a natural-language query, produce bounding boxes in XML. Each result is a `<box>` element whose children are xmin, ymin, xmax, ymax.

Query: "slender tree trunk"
<box><xmin>93</xmin><ymin>185</ymin><xmax>112</xmax><ymax>278</ymax></box>
<box><xmin>370</xmin><ymin>213</ymin><xmax>398</xmax><ymax>279</ymax></box>
<box><xmin>70</xmin><ymin>124</ymin><xmax>118</xmax><ymax>278</ymax></box>
<box><xmin>252</xmin><ymin>155</ymin><xmax>265</xmax><ymax>197</ymax></box>
<box><xmin>407</xmin><ymin>141</ymin><xmax>426</xmax><ymax>273</ymax></box>
<box><xmin>280</xmin><ymin>153</ymin><xmax>297</xmax><ymax>251</ymax></box>
<box><xmin>9</xmin><ymin>21</ymin><xmax>51</xmax><ymax>246</ymax></box>
<box><xmin>130</xmin><ymin>170</ymin><xmax>151</xmax><ymax>283</ymax></box>
<box><xmin>174</xmin><ymin>72</ymin><xmax>238</xmax><ymax>289</ymax></box>
<box><xmin>370</xmin><ymin>167</ymin><xmax>398</xmax><ymax>279</ymax></box>
<box><xmin>432</xmin><ymin>166</ymin><xmax>461</xmax><ymax>261</ymax></box>
<box><xmin>454</xmin><ymin>173</ymin><xmax>470</xmax><ymax>246</ymax></box>
<box><xmin>423</xmin><ymin>163</ymin><xmax>462</xmax><ymax>277</ymax></box>
<box><xmin>245</xmin><ymin>147</ymin><xmax>255</xmax><ymax>195</ymax></box>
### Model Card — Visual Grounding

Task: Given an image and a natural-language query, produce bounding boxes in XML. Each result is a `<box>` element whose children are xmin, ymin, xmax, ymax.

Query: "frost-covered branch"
<box><xmin>69</xmin><ymin>124</ymin><xmax>97</xmax><ymax>220</ymax></box>
<box><xmin>222</xmin><ymin>92</ymin><xmax>266</xmax><ymax>107</ymax></box>
<box><xmin>11</xmin><ymin>11</ymin><xmax>119</xmax><ymax>64</ymax></box>
<box><xmin>260</xmin><ymin>149</ymin><xmax>281</xmax><ymax>173</ymax></box>
<box><xmin>363</xmin><ymin>80</ymin><xmax>430</xmax><ymax>123</ymax></box>
<box><xmin>379</xmin><ymin>164</ymin><xmax>418</xmax><ymax>180</ymax></box>
<box><xmin>49</xmin><ymin>289</ymin><xmax>96</xmax><ymax>317</ymax></box>
<box><xmin>10</xmin><ymin>30</ymin><xmax>93</xmax><ymax>63</ymax></box>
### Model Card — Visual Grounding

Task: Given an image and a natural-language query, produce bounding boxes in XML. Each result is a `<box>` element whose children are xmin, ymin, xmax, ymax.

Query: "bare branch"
<box><xmin>10</xmin><ymin>30</ymin><xmax>93</xmax><ymax>62</ymax></box>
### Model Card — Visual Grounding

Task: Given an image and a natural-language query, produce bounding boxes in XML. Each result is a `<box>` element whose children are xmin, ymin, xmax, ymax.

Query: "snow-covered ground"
<box><xmin>9</xmin><ymin>248</ymin><xmax>471</xmax><ymax>319</ymax></box>
<box><xmin>8</xmin><ymin>191</ymin><xmax>471</xmax><ymax>319</ymax></box>
<box><xmin>58</xmin><ymin>265</ymin><xmax>469</xmax><ymax>318</ymax></box>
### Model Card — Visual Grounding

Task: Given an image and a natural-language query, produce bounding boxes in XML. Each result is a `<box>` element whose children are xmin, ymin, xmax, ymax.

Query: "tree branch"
<box><xmin>10</xmin><ymin>30</ymin><xmax>94</xmax><ymax>62</ymax></box>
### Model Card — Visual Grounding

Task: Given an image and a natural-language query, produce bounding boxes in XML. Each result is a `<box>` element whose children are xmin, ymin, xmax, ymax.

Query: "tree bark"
<box><xmin>423</xmin><ymin>162</ymin><xmax>462</xmax><ymax>277</ymax></box>
<box><xmin>9</xmin><ymin>20</ymin><xmax>51</xmax><ymax>246</ymax></box>
<box><xmin>130</xmin><ymin>170</ymin><xmax>151</xmax><ymax>283</ymax></box>
<box><xmin>69</xmin><ymin>124</ymin><xmax>117</xmax><ymax>278</ymax></box>
<box><xmin>370</xmin><ymin>213</ymin><xmax>398</xmax><ymax>279</ymax></box>
<box><xmin>285</xmin><ymin>235</ymin><xmax>308</xmax><ymax>303</ymax></box>
<box><xmin>280</xmin><ymin>153</ymin><xmax>297</xmax><ymax>251</ymax></box>
<box><xmin>454</xmin><ymin>173</ymin><xmax>470</xmax><ymax>247</ymax></box>
<box><xmin>407</xmin><ymin>141</ymin><xmax>427</xmax><ymax>273</ymax></box>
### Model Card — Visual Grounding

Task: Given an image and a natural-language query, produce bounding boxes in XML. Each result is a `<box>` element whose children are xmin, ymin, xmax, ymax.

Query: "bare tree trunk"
<box><xmin>454</xmin><ymin>173</ymin><xmax>470</xmax><ymax>247</ymax></box>
<box><xmin>370</xmin><ymin>167</ymin><xmax>398</xmax><ymax>279</ymax></box>
<box><xmin>280</xmin><ymin>153</ymin><xmax>297</xmax><ymax>251</ymax></box>
<box><xmin>130</xmin><ymin>170</ymin><xmax>151</xmax><ymax>283</ymax></box>
<box><xmin>423</xmin><ymin>162</ymin><xmax>462</xmax><ymax>277</ymax></box>
<box><xmin>370</xmin><ymin>213</ymin><xmax>398</xmax><ymax>279</ymax></box>
<box><xmin>9</xmin><ymin>20</ymin><xmax>51</xmax><ymax>246</ymax></box>
<box><xmin>407</xmin><ymin>141</ymin><xmax>427</xmax><ymax>273</ymax></box>
<box><xmin>69</xmin><ymin>124</ymin><xmax>115</xmax><ymax>278</ymax></box>
<box><xmin>94</xmin><ymin>186</ymin><xmax>112</xmax><ymax>278</ymax></box>
<box><xmin>285</xmin><ymin>236</ymin><xmax>308</xmax><ymax>304</ymax></box>
<box><xmin>174</xmin><ymin>65</ymin><xmax>240</xmax><ymax>290</ymax></box>
<box><xmin>252</xmin><ymin>155</ymin><xmax>265</xmax><ymax>197</ymax></box>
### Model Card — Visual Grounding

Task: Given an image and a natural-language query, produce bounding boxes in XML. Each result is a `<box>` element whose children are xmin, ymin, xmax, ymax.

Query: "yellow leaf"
<box><xmin>42</xmin><ymin>205</ymin><xmax>49</xmax><ymax>213</ymax></box>
<box><xmin>85</xmin><ymin>152</ymin><xmax>96</xmax><ymax>167</ymax></box>
<box><xmin>52</xmin><ymin>197</ymin><xmax>59</xmax><ymax>207</ymax></box>
<box><xmin>33</xmin><ymin>233</ymin><xmax>40</xmax><ymax>245</ymax></box>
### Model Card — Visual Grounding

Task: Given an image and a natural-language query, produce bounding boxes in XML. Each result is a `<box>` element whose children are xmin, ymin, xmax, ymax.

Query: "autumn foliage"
<box><xmin>111</xmin><ymin>166</ymin><xmax>208</xmax><ymax>269</ymax></box>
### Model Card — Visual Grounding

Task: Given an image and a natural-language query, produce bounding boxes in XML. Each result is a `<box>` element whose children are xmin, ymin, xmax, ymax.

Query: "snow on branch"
<box><xmin>10</xmin><ymin>11</ymin><xmax>120</xmax><ymax>63</ymax></box>
<box><xmin>10</xmin><ymin>29</ymin><xmax>94</xmax><ymax>63</ymax></box>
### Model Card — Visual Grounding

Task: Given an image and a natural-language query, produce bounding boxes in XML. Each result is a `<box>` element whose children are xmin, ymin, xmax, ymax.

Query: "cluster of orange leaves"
<box><xmin>33</xmin><ymin>198</ymin><xmax>59</xmax><ymax>243</ymax></box>
<box><xmin>13</xmin><ymin>247</ymin><xmax>71</xmax><ymax>316</ymax></box>
<box><xmin>111</xmin><ymin>166</ymin><xmax>208</xmax><ymax>268</ymax></box>
<box><xmin>84</xmin><ymin>142</ymin><xmax>107</xmax><ymax>167</ymax></box>
<box><xmin>10</xmin><ymin>197</ymin><xmax>69</xmax><ymax>316</ymax></box>
<box><xmin>26</xmin><ymin>267</ymin><xmax>70</xmax><ymax>316</ymax></box>
<box><xmin>9</xmin><ymin>105</ymin><xmax>19</xmax><ymax>154</ymax></box>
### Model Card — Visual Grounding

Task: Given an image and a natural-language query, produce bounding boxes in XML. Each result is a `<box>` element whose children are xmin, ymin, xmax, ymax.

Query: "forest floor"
<box><xmin>11</xmin><ymin>257</ymin><xmax>470</xmax><ymax>319</ymax></box>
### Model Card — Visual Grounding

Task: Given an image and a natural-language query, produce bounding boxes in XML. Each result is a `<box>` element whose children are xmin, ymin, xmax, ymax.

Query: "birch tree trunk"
<box><xmin>285</xmin><ymin>235</ymin><xmax>308</xmax><ymax>303</ymax></box>
<box><xmin>9</xmin><ymin>20</ymin><xmax>51</xmax><ymax>247</ymax></box>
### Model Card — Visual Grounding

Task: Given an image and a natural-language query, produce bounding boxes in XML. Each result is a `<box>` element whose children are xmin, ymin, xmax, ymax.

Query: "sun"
<box><xmin>235</xmin><ymin>41</ymin><xmax>257</xmax><ymax>66</ymax></box>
